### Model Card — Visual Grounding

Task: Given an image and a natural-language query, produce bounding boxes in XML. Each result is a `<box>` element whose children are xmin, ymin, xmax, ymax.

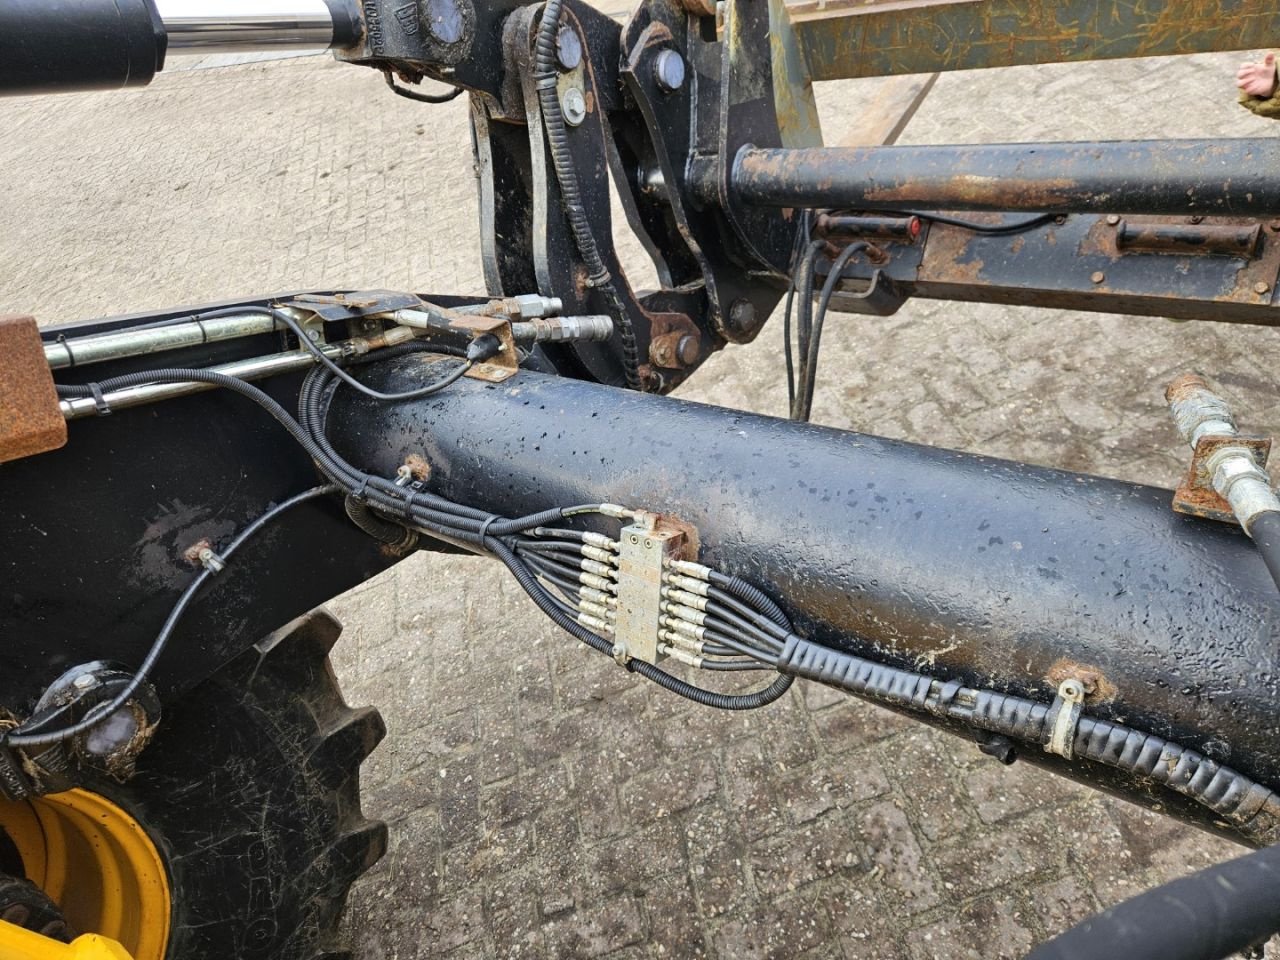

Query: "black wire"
<box><xmin>383</xmin><ymin>70</ymin><xmax>464</xmax><ymax>104</ymax></box>
<box><xmin>268</xmin><ymin>308</ymin><xmax>474</xmax><ymax>402</ymax></box>
<box><xmin>893</xmin><ymin>210</ymin><xmax>1057</xmax><ymax>235</ymax></box>
<box><xmin>783</xmin><ymin>209</ymin><xmax>814</xmax><ymax>416</ymax></box>
<box><xmin>790</xmin><ymin>241</ymin><xmax>825</xmax><ymax>422</ymax></box>
<box><xmin>700</xmin><ymin>660</ymin><xmax>775</xmax><ymax>672</ymax></box>
<box><xmin>5</xmin><ymin>484</ymin><xmax>338</xmax><ymax>749</ymax></box>
<box><xmin>796</xmin><ymin>241</ymin><xmax>868</xmax><ymax>423</ymax></box>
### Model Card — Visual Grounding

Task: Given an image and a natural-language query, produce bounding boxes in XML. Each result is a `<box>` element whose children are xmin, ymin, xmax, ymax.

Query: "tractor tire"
<box><xmin>2</xmin><ymin>608</ymin><xmax>388</xmax><ymax>960</ymax></box>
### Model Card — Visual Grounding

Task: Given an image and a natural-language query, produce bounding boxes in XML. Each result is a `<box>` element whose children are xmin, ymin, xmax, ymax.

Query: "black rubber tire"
<box><xmin>92</xmin><ymin>608</ymin><xmax>387</xmax><ymax>959</ymax></box>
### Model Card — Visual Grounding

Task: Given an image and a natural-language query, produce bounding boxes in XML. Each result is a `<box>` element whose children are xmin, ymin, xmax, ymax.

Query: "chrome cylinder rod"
<box><xmin>154</xmin><ymin>0</ymin><xmax>361</xmax><ymax>53</ymax></box>
<box><xmin>45</xmin><ymin>313</ymin><xmax>281</xmax><ymax>370</ymax></box>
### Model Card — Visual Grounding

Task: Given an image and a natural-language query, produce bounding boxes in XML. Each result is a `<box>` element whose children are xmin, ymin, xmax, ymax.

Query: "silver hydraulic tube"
<box><xmin>154</xmin><ymin>0</ymin><xmax>360</xmax><ymax>53</ymax></box>
<box><xmin>45</xmin><ymin>314</ymin><xmax>282</xmax><ymax>370</ymax></box>
<box><xmin>59</xmin><ymin>347</ymin><xmax>340</xmax><ymax>420</ymax></box>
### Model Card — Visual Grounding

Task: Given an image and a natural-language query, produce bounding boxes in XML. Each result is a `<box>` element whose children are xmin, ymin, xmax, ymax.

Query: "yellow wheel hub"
<box><xmin>0</xmin><ymin>789</ymin><xmax>169</xmax><ymax>960</ymax></box>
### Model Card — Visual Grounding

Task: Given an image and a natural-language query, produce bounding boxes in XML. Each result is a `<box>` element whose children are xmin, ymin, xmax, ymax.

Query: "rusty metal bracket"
<box><xmin>1173</xmin><ymin>433</ymin><xmax>1274</xmax><ymax>525</ymax></box>
<box><xmin>0</xmin><ymin>315</ymin><xmax>67</xmax><ymax>464</ymax></box>
<box><xmin>449</xmin><ymin>314</ymin><xmax>519</xmax><ymax>383</ymax></box>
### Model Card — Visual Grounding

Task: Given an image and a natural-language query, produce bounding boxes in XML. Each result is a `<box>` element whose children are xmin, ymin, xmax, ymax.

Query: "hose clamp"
<box><xmin>1045</xmin><ymin>678</ymin><xmax>1086</xmax><ymax>760</ymax></box>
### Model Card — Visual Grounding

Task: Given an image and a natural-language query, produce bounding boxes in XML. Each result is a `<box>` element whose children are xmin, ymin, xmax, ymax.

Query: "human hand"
<box><xmin>1238</xmin><ymin>53</ymin><xmax>1278</xmax><ymax>98</ymax></box>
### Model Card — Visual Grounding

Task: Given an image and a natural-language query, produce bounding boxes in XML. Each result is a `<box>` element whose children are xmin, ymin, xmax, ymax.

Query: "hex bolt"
<box><xmin>1105</xmin><ymin>214</ymin><xmax>1120</xmax><ymax>226</ymax></box>
<box><xmin>653</xmin><ymin>49</ymin><xmax>686</xmax><ymax>93</ymax></box>
<box><xmin>1090</xmin><ymin>271</ymin><xmax>1106</xmax><ymax>284</ymax></box>
<box><xmin>561</xmin><ymin>87</ymin><xmax>587</xmax><ymax>127</ymax></box>
<box><xmin>1254</xmin><ymin>282</ymin><xmax>1270</xmax><ymax>296</ymax></box>
<box><xmin>556</xmin><ymin>25</ymin><xmax>582</xmax><ymax>71</ymax></box>
<box><xmin>72</xmin><ymin>673</ymin><xmax>96</xmax><ymax>691</ymax></box>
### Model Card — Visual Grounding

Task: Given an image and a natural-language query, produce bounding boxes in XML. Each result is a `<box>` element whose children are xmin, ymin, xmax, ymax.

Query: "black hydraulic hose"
<box><xmin>532</xmin><ymin>0</ymin><xmax>641</xmax><ymax>390</ymax></box>
<box><xmin>1248</xmin><ymin>511</ymin><xmax>1280</xmax><ymax>593</ymax></box>
<box><xmin>6</xmin><ymin>485</ymin><xmax>338</xmax><ymax>749</ymax></box>
<box><xmin>708</xmin><ymin>571</ymin><xmax>792</xmax><ymax>629</ymax></box>
<box><xmin>1026</xmin><ymin>843</ymin><xmax>1280</xmax><ymax>960</ymax></box>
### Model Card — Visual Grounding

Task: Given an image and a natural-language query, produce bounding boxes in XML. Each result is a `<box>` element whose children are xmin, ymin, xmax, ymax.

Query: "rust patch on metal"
<box><xmin>403</xmin><ymin>453</ymin><xmax>432</xmax><ymax>481</ymax></box>
<box><xmin>677</xmin><ymin>0</ymin><xmax>716</xmax><ymax>17</ymax></box>
<box><xmin>918</xmin><ymin>222</ymin><xmax>985</xmax><ymax>283</ymax></box>
<box><xmin>1171</xmin><ymin>431</ymin><xmax>1272</xmax><ymax>524</ymax></box>
<box><xmin>634</xmin><ymin>510</ymin><xmax>700</xmax><ymax>561</ymax></box>
<box><xmin>646</xmin><ymin>312</ymin><xmax>700</xmax><ymax>369</ymax></box>
<box><xmin>1045</xmin><ymin>659</ymin><xmax>1117</xmax><ymax>703</ymax></box>
<box><xmin>182</xmin><ymin>537</ymin><xmax>214</xmax><ymax>566</ymax></box>
<box><xmin>0</xmin><ymin>315</ymin><xmax>67</xmax><ymax>463</ymax></box>
<box><xmin>862</xmin><ymin>175</ymin><xmax>1081</xmax><ymax>210</ymax></box>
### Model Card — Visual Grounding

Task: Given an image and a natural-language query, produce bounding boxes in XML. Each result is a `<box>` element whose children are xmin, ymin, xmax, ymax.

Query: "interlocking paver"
<box><xmin>4</xmin><ymin>38</ymin><xmax>1279</xmax><ymax>960</ymax></box>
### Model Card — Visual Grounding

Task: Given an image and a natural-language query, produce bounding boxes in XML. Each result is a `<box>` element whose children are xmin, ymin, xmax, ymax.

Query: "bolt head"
<box><xmin>1090</xmin><ymin>271</ymin><xmax>1105</xmax><ymax>285</ymax></box>
<box><xmin>561</xmin><ymin>87</ymin><xmax>587</xmax><ymax>126</ymax></box>
<box><xmin>674</xmin><ymin>335</ymin><xmax>699</xmax><ymax>366</ymax></box>
<box><xmin>72</xmin><ymin>673</ymin><xmax>96</xmax><ymax>691</ymax></box>
<box><xmin>1105</xmin><ymin>214</ymin><xmax>1120</xmax><ymax>226</ymax></box>
<box><xmin>423</xmin><ymin>0</ymin><xmax>465</xmax><ymax>43</ymax></box>
<box><xmin>653</xmin><ymin>49</ymin><xmax>686</xmax><ymax>93</ymax></box>
<box><xmin>1255</xmin><ymin>282</ymin><xmax>1271</xmax><ymax>295</ymax></box>
<box><xmin>556</xmin><ymin>25</ymin><xmax>583</xmax><ymax>71</ymax></box>
<box><xmin>727</xmin><ymin>298</ymin><xmax>756</xmax><ymax>334</ymax></box>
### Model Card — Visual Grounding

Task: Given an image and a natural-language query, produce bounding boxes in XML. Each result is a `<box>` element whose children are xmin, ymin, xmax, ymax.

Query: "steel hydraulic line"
<box><xmin>730</xmin><ymin>140</ymin><xmax>1280</xmax><ymax>215</ymax></box>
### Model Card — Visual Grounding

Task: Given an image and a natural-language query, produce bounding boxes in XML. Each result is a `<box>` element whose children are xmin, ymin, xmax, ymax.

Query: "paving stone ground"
<box><xmin>3</xmin><ymin>38</ymin><xmax>1280</xmax><ymax>960</ymax></box>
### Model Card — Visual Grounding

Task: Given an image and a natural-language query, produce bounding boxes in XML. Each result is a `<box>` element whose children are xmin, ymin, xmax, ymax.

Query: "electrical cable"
<box><xmin>788</xmin><ymin>240</ymin><xmax>826</xmax><ymax>421</ymax></box>
<box><xmin>900</xmin><ymin>210</ymin><xmax>1057</xmax><ymax>235</ymax></box>
<box><xmin>4</xmin><ymin>484</ymin><xmax>338</xmax><ymax>749</ymax></box>
<box><xmin>383</xmin><ymin>69</ymin><xmax>464</xmax><ymax>103</ymax></box>
<box><xmin>795</xmin><ymin>241</ymin><xmax>868</xmax><ymax>423</ymax></box>
<box><xmin>783</xmin><ymin>209</ymin><xmax>814</xmax><ymax>416</ymax></box>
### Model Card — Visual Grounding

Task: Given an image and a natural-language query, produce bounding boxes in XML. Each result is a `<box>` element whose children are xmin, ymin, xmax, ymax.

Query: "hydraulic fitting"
<box><xmin>1165</xmin><ymin>373</ymin><xmax>1280</xmax><ymax>532</ymax></box>
<box><xmin>510</xmin><ymin>315</ymin><xmax>613</xmax><ymax>344</ymax></box>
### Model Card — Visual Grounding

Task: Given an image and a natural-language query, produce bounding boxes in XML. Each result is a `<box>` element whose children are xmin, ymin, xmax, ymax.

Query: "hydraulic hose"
<box><xmin>1027</xmin><ymin>842</ymin><xmax>1280</xmax><ymax>960</ymax></box>
<box><xmin>1248</xmin><ymin>510</ymin><xmax>1280</xmax><ymax>593</ymax></box>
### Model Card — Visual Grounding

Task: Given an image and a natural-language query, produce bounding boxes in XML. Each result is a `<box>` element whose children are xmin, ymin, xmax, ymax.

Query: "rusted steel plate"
<box><xmin>790</xmin><ymin>0</ymin><xmax>1280</xmax><ymax>82</ymax></box>
<box><xmin>0</xmin><ymin>315</ymin><xmax>66</xmax><ymax>463</ymax></box>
